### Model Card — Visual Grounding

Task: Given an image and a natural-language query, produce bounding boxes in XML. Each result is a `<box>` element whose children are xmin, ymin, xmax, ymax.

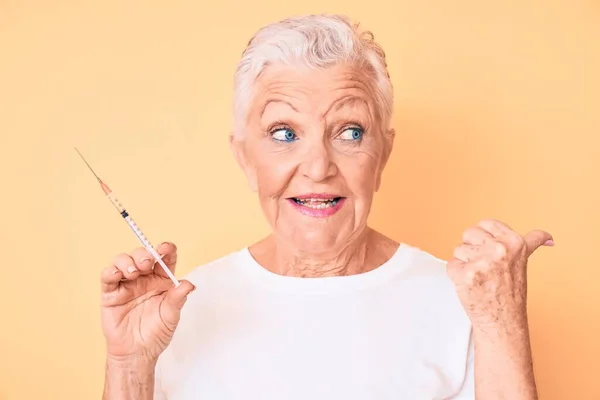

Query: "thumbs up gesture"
<box><xmin>447</xmin><ymin>219</ymin><xmax>553</xmax><ymax>330</ymax></box>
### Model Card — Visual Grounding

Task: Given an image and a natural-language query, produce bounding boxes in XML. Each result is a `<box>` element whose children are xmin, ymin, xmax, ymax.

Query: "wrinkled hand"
<box><xmin>447</xmin><ymin>219</ymin><xmax>553</xmax><ymax>330</ymax></box>
<box><xmin>101</xmin><ymin>242</ymin><xmax>195</xmax><ymax>363</ymax></box>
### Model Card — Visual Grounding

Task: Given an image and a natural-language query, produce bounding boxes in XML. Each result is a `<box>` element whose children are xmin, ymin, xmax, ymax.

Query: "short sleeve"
<box><xmin>448</xmin><ymin>332</ymin><xmax>475</xmax><ymax>399</ymax></box>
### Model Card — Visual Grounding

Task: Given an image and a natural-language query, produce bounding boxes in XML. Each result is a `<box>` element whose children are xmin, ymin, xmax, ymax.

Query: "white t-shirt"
<box><xmin>154</xmin><ymin>243</ymin><xmax>474</xmax><ymax>400</ymax></box>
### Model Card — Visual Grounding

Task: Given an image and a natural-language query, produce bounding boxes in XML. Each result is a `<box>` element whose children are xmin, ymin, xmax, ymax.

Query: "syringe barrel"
<box><xmin>124</xmin><ymin>214</ymin><xmax>154</xmax><ymax>249</ymax></box>
<box><xmin>106</xmin><ymin>193</ymin><xmax>152</xmax><ymax>245</ymax></box>
<box><xmin>106</xmin><ymin>192</ymin><xmax>180</xmax><ymax>286</ymax></box>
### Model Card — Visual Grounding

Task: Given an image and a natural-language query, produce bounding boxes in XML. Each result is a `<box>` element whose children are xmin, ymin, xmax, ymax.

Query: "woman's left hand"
<box><xmin>447</xmin><ymin>219</ymin><xmax>553</xmax><ymax>331</ymax></box>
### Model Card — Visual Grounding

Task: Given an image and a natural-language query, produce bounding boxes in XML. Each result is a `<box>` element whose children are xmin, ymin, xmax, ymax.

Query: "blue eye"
<box><xmin>339</xmin><ymin>127</ymin><xmax>364</xmax><ymax>141</ymax></box>
<box><xmin>271</xmin><ymin>128</ymin><xmax>297</xmax><ymax>142</ymax></box>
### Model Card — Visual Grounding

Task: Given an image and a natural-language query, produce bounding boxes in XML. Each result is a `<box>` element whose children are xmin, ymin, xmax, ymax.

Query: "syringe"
<box><xmin>75</xmin><ymin>147</ymin><xmax>180</xmax><ymax>287</ymax></box>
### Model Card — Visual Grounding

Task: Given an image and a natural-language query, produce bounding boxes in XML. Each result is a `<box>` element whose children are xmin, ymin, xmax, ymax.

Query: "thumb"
<box><xmin>523</xmin><ymin>230</ymin><xmax>554</xmax><ymax>257</ymax></box>
<box><xmin>161</xmin><ymin>280</ymin><xmax>196</xmax><ymax>327</ymax></box>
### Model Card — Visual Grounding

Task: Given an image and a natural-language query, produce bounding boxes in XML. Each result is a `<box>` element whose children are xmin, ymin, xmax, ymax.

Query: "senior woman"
<box><xmin>101</xmin><ymin>14</ymin><xmax>552</xmax><ymax>400</ymax></box>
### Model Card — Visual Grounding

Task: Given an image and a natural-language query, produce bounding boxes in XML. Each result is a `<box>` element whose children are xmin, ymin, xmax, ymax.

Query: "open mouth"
<box><xmin>289</xmin><ymin>197</ymin><xmax>344</xmax><ymax>209</ymax></box>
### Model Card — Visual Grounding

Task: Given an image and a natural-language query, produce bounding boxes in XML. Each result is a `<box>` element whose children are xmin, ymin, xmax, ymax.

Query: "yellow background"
<box><xmin>1</xmin><ymin>1</ymin><xmax>598</xmax><ymax>399</ymax></box>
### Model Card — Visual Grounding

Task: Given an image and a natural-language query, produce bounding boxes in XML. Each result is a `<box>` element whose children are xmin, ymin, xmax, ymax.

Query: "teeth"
<box><xmin>303</xmin><ymin>202</ymin><xmax>335</xmax><ymax>209</ymax></box>
<box><xmin>294</xmin><ymin>198</ymin><xmax>339</xmax><ymax>209</ymax></box>
<box><xmin>301</xmin><ymin>198</ymin><xmax>333</xmax><ymax>202</ymax></box>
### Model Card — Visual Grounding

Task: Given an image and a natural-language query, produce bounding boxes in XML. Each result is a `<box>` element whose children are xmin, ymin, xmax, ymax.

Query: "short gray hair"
<box><xmin>232</xmin><ymin>13</ymin><xmax>394</xmax><ymax>138</ymax></box>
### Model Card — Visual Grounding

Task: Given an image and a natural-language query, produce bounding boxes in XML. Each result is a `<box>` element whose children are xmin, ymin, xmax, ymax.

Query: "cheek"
<box><xmin>340</xmin><ymin>152</ymin><xmax>380</xmax><ymax>198</ymax></box>
<box><xmin>254</xmin><ymin>154</ymin><xmax>296</xmax><ymax>199</ymax></box>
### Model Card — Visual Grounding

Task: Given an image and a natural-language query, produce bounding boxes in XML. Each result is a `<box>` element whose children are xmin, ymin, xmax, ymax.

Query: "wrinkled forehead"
<box><xmin>250</xmin><ymin>64</ymin><xmax>379</xmax><ymax>122</ymax></box>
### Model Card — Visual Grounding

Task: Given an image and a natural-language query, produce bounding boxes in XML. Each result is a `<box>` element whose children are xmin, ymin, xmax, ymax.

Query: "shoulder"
<box><xmin>394</xmin><ymin>243</ymin><xmax>471</xmax><ymax>324</ymax></box>
<box><xmin>180</xmin><ymin>247</ymin><xmax>248</xmax><ymax>290</ymax></box>
<box><xmin>171</xmin><ymin>247</ymin><xmax>258</xmax><ymax>323</ymax></box>
<box><xmin>395</xmin><ymin>243</ymin><xmax>473</xmax><ymax>376</ymax></box>
<box><xmin>155</xmin><ymin>249</ymin><xmax>248</xmax><ymax>368</ymax></box>
<box><xmin>397</xmin><ymin>242</ymin><xmax>459</xmax><ymax>293</ymax></box>
<box><xmin>371</xmin><ymin>230</ymin><xmax>449</xmax><ymax>281</ymax></box>
<box><xmin>394</xmin><ymin>242</ymin><xmax>452</xmax><ymax>280</ymax></box>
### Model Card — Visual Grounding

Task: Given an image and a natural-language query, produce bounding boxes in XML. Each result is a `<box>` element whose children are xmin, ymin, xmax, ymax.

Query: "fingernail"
<box><xmin>544</xmin><ymin>239</ymin><xmax>555</xmax><ymax>246</ymax></box>
<box><xmin>127</xmin><ymin>265</ymin><xmax>138</xmax><ymax>273</ymax></box>
<box><xmin>112</xmin><ymin>269</ymin><xmax>120</xmax><ymax>275</ymax></box>
<box><xmin>140</xmin><ymin>257</ymin><xmax>151</xmax><ymax>263</ymax></box>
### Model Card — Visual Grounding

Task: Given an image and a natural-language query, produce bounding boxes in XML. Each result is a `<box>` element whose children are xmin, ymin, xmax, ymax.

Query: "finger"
<box><xmin>113</xmin><ymin>253</ymin><xmax>141</xmax><ymax>280</ymax></box>
<box><xmin>453</xmin><ymin>244</ymin><xmax>482</xmax><ymax>263</ymax></box>
<box><xmin>462</xmin><ymin>226</ymin><xmax>494</xmax><ymax>245</ymax></box>
<box><xmin>477</xmin><ymin>219</ymin><xmax>513</xmax><ymax>238</ymax></box>
<box><xmin>154</xmin><ymin>242</ymin><xmax>178</xmax><ymax>278</ymax></box>
<box><xmin>129</xmin><ymin>247</ymin><xmax>157</xmax><ymax>275</ymax></box>
<box><xmin>101</xmin><ymin>266</ymin><xmax>124</xmax><ymax>293</ymax></box>
<box><xmin>161</xmin><ymin>279</ymin><xmax>196</xmax><ymax>328</ymax></box>
<box><xmin>523</xmin><ymin>230</ymin><xmax>554</xmax><ymax>257</ymax></box>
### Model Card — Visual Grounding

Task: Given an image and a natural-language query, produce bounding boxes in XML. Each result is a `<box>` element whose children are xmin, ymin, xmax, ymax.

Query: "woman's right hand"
<box><xmin>100</xmin><ymin>242</ymin><xmax>195</xmax><ymax>364</ymax></box>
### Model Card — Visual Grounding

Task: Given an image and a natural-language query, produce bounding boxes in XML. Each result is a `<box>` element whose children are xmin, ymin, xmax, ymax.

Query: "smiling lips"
<box><xmin>287</xmin><ymin>193</ymin><xmax>346</xmax><ymax>218</ymax></box>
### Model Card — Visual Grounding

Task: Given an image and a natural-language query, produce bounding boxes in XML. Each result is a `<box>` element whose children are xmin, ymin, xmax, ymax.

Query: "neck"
<box><xmin>250</xmin><ymin>227</ymin><xmax>398</xmax><ymax>278</ymax></box>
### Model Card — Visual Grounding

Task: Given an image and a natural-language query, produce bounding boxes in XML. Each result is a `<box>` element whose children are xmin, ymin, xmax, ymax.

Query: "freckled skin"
<box><xmin>448</xmin><ymin>219</ymin><xmax>553</xmax><ymax>399</ymax></box>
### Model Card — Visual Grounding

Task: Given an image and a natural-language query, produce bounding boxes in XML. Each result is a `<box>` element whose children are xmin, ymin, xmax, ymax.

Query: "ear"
<box><xmin>375</xmin><ymin>128</ymin><xmax>396</xmax><ymax>192</ymax></box>
<box><xmin>230</xmin><ymin>133</ymin><xmax>258</xmax><ymax>192</ymax></box>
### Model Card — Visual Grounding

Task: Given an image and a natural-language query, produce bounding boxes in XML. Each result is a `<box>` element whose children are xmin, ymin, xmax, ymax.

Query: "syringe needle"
<box><xmin>74</xmin><ymin>147</ymin><xmax>102</xmax><ymax>182</ymax></box>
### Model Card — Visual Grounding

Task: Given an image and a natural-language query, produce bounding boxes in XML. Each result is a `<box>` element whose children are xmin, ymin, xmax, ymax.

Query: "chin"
<box><xmin>270</xmin><ymin>202</ymin><xmax>360</xmax><ymax>254</ymax></box>
<box><xmin>288</xmin><ymin>229</ymin><xmax>347</xmax><ymax>255</ymax></box>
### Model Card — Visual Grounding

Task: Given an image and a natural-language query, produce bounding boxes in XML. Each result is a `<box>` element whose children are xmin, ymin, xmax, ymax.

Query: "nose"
<box><xmin>300</xmin><ymin>140</ymin><xmax>338</xmax><ymax>182</ymax></box>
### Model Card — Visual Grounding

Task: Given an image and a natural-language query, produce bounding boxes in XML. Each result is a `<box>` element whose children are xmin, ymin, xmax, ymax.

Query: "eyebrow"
<box><xmin>326</xmin><ymin>96</ymin><xmax>369</xmax><ymax>116</ymax></box>
<box><xmin>259</xmin><ymin>99</ymin><xmax>299</xmax><ymax>118</ymax></box>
